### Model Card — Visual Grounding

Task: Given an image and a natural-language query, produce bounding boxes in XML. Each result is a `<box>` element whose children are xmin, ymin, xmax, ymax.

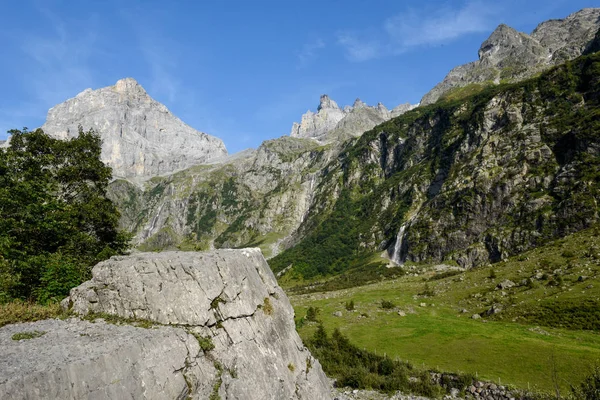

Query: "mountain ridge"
<box><xmin>421</xmin><ymin>8</ymin><xmax>600</xmax><ymax>105</ymax></box>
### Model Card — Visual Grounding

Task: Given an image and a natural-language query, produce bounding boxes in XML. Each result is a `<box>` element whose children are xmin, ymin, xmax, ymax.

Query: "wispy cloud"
<box><xmin>120</xmin><ymin>7</ymin><xmax>183</xmax><ymax>105</ymax></box>
<box><xmin>336</xmin><ymin>34</ymin><xmax>380</xmax><ymax>62</ymax></box>
<box><xmin>297</xmin><ymin>39</ymin><xmax>326</xmax><ymax>68</ymax></box>
<box><xmin>139</xmin><ymin>40</ymin><xmax>181</xmax><ymax>103</ymax></box>
<box><xmin>338</xmin><ymin>0</ymin><xmax>500</xmax><ymax>62</ymax></box>
<box><xmin>0</xmin><ymin>6</ymin><xmax>102</xmax><ymax>137</ymax></box>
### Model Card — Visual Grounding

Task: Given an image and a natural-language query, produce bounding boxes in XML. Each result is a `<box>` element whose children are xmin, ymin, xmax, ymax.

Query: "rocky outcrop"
<box><xmin>421</xmin><ymin>8</ymin><xmax>600</xmax><ymax>105</ymax></box>
<box><xmin>290</xmin><ymin>95</ymin><xmax>346</xmax><ymax>140</ymax></box>
<box><xmin>41</xmin><ymin>78</ymin><xmax>227</xmax><ymax>179</ymax></box>
<box><xmin>0</xmin><ymin>250</ymin><xmax>331</xmax><ymax>399</ymax></box>
<box><xmin>290</xmin><ymin>95</ymin><xmax>415</xmax><ymax>142</ymax></box>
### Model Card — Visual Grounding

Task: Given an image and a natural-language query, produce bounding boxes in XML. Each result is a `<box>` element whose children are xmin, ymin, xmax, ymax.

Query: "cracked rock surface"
<box><xmin>0</xmin><ymin>249</ymin><xmax>331</xmax><ymax>399</ymax></box>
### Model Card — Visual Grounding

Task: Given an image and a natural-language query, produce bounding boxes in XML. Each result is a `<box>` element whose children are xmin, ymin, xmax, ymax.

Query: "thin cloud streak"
<box><xmin>385</xmin><ymin>1</ymin><xmax>499</xmax><ymax>48</ymax></box>
<box><xmin>1</xmin><ymin>6</ymin><xmax>102</xmax><ymax>138</ymax></box>
<box><xmin>297</xmin><ymin>38</ymin><xmax>326</xmax><ymax>68</ymax></box>
<box><xmin>336</xmin><ymin>33</ymin><xmax>381</xmax><ymax>62</ymax></box>
<box><xmin>338</xmin><ymin>0</ymin><xmax>500</xmax><ymax>62</ymax></box>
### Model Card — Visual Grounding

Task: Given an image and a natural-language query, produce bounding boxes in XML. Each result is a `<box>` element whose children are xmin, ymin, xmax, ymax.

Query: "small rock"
<box><xmin>497</xmin><ymin>280</ymin><xmax>515</xmax><ymax>290</ymax></box>
<box><xmin>333</xmin><ymin>311</ymin><xmax>342</xmax><ymax>317</ymax></box>
<box><xmin>420</xmin><ymin>303</ymin><xmax>427</xmax><ymax>307</ymax></box>
<box><xmin>397</xmin><ymin>311</ymin><xmax>406</xmax><ymax>317</ymax></box>
<box><xmin>450</xmin><ymin>388</ymin><xmax>460</xmax><ymax>397</ymax></box>
<box><xmin>472</xmin><ymin>314</ymin><xmax>481</xmax><ymax>320</ymax></box>
<box><xmin>460</xmin><ymin>309</ymin><xmax>468</xmax><ymax>313</ymax></box>
<box><xmin>485</xmin><ymin>304</ymin><xmax>502</xmax><ymax>316</ymax></box>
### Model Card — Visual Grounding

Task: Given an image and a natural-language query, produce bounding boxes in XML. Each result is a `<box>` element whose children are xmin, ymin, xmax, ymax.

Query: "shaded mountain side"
<box><xmin>270</xmin><ymin>51</ymin><xmax>600</xmax><ymax>280</ymax></box>
<box><xmin>107</xmin><ymin>136</ymin><xmax>343</xmax><ymax>258</ymax></box>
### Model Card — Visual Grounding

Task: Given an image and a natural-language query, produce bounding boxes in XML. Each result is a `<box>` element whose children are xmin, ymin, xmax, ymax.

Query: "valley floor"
<box><xmin>290</xmin><ymin>226</ymin><xmax>600</xmax><ymax>394</ymax></box>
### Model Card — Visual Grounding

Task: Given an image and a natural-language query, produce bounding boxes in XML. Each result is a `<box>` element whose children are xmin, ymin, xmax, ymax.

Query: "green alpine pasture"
<box><xmin>290</xmin><ymin>225</ymin><xmax>600</xmax><ymax>393</ymax></box>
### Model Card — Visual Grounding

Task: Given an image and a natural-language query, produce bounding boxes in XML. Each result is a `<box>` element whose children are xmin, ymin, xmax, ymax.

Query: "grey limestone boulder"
<box><xmin>1</xmin><ymin>249</ymin><xmax>331</xmax><ymax>400</ymax></box>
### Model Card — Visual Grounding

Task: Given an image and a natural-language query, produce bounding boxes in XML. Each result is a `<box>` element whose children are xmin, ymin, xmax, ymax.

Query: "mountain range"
<box><xmin>16</xmin><ymin>8</ymin><xmax>600</xmax><ymax>285</ymax></box>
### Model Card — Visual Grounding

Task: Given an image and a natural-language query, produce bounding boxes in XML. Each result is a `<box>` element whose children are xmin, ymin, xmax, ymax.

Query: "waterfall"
<box><xmin>146</xmin><ymin>203</ymin><xmax>164</xmax><ymax>238</ymax></box>
<box><xmin>391</xmin><ymin>223</ymin><xmax>408</xmax><ymax>265</ymax></box>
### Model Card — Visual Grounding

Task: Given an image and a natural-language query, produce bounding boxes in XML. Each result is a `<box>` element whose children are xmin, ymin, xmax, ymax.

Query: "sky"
<box><xmin>0</xmin><ymin>0</ymin><xmax>597</xmax><ymax>153</ymax></box>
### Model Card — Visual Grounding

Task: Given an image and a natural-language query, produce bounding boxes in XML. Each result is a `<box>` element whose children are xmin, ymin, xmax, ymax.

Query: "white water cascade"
<box><xmin>391</xmin><ymin>223</ymin><xmax>408</xmax><ymax>265</ymax></box>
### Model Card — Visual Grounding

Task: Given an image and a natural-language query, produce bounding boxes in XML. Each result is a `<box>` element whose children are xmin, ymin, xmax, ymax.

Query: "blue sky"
<box><xmin>0</xmin><ymin>0</ymin><xmax>596</xmax><ymax>153</ymax></box>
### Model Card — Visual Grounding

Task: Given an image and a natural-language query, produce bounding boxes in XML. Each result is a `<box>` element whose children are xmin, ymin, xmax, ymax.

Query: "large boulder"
<box><xmin>0</xmin><ymin>249</ymin><xmax>331</xmax><ymax>400</ymax></box>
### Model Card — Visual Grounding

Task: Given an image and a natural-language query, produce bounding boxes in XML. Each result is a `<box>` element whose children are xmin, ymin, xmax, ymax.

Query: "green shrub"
<box><xmin>306</xmin><ymin>306</ymin><xmax>320</xmax><ymax>322</ymax></box>
<box><xmin>571</xmin><ymin>365</ymin><xmax>600</xmax><ymax>399</ymax></box>
<box><xmin>345</xmin><ymin>300</ymin><xmax>355</xmax><ymax>311</ymax></box>
<box><xmin>419</xmin><ymin>283</ymin><xmax>435</xmax><ymax>297</ymax></box>
<box><xmin>307</xmin><ymin>326</ymin><xmax>442</xmax><ymax>396</ymax></box>
<box><xmin>380</xmin><ymin>300</ymin><xmax>395</xmax><ymax>309</ymax></box>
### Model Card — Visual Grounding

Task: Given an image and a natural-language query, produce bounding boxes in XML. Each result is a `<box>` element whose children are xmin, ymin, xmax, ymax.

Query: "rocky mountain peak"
<box><xmin>353</xmin><ymin>98</ymin><xmax>367</xmax><ymax>109</ymax></box>
<box><xmin>113</xmin><ymin>77</ymin><xmax>145</xmax><ymax>94</ymax></box>
<box><xmin>421</xmin><ymin>8</ymin><xmax>600</xmax><ymax>105</ymax></box>
<box><xmin>317</xmin><ymin>94</ymin><xmax>340</xmax><ymax>110</ymax></box>
<box><xmin>290</xmin><ymin>95</ymin><xmax>416</xmax><ymax>141</ymax></box>
<box><xmin>41</xmin><ymin>78</ymin><xmax>227</xmax><ymax>179</ymax></box>
<box><xmin>478</xmin><ymin>24</ymin><xmax>523</xmax><ymax>61</ymax></box>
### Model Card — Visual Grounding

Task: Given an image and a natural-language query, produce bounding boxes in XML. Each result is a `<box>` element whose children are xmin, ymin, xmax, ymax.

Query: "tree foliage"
<box><xmin>0</xmin><ymin>127</ymin><xmax>129</xmax><ymax>302</ymax></box>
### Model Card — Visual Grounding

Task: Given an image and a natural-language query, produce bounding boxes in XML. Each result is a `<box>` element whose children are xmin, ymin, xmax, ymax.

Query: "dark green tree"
<box><xmin>0</xmin><ymin>127</ymin><xmax>130</xmax><ymax>302</ymax></box>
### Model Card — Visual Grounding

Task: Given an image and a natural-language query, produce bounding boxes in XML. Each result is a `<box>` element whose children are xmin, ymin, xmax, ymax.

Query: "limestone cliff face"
<box><xmin>421</xmin><ymin>8</ymin><xmax>600</xmax><ymax>105</ymax></box>
<box><xmin>41</xmin><ymin>78</ymin><xmax>227</xmax><ymax>179</ymax></box>
<box><xmin>290</xmin><ymin>95</ymin><xmax>416</xmax><ymax>142</ymax></box>
<box><xmin>0</xmin><ymin>250</ymin><xmax>331</xmax><ymax>399</ymax></box>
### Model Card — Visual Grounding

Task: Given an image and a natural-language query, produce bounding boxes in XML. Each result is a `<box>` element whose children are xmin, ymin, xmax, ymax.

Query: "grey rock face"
<box><xmin>1</xmin><ymin>250</ymin><xmax>331</xmax><ymax>400</ymax></box>
<box><xmin>290</xmin><ymin>95</ymin><xmax>347</xmax><ymax>140</ymax></box>
<box><xmin>0</xmin><ymin>319</ymin><xmax>214</xmax><ymax>400</ymax></box>
<box><xmin>421</xmin><ymin>8</ymin><xmax>600</xmax><ymax>105</ymax></box>
<box><xmin>41</xmin><ymin>78</ymin><xmax>227</xmax><ymax>179</ymax></box>
<box><xmin>290</xmin><ymin>95</ymin><xmax>416</xmax><ymax>142</ymax></box>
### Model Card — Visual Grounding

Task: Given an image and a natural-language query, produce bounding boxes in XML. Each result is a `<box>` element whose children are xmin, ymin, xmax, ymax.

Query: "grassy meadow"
<box><xmin>290</xmin><ymin>226</ymin><xmax>600</xmax><ymax>393</ymax></box>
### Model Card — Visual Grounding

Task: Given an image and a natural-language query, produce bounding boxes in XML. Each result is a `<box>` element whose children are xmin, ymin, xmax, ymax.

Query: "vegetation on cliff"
<box><xmin>272</xmin><ymin>51</ymin><xmax>600</xmax><ymax>282</ymax></box>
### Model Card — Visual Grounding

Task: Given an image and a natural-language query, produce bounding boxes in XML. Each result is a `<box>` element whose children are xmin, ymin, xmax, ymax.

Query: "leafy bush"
<box><xmin>0</xmin><ymin>128</ymin><xmax>130</xmax><ymax>302</ymax></box>
<box><xmin>345</xmin><ymin>300</ymin><xmax>355</xmax><ymax>311</ymax></box>
<box><xmin>307</xmin><ymin>326</ymin><xmax>444</xmax><ymax>396</ymax></box>
<box><xmin>380</xmin><ymin>300</ymin><xmax>395</xmax><ymax>309</ymax></box>
<box><xmin>572</xmin><ymin>365</ymin><xmax>600</xmax><ymax>399</ymax></box>
<box><xmin>306</xmin><ymin>306</ymin><xmax>320</xmax><ymax>322</ymax></box>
